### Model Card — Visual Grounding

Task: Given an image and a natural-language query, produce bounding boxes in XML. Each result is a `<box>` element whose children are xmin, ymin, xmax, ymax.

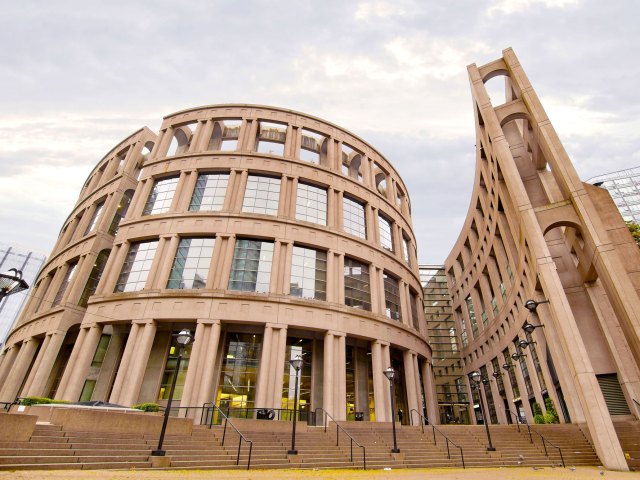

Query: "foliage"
<box><xmin>544</xmin><ymin>397</ymin><xmax>559</xmax><ymax>424</ymax></box>
<box><xmin>131</xmin><ymin>402</ymin><xmax>161</xmax><ymax>412</ymax></box>
<box><xmin>532</xmin><ymin>401</ymin><xmax>544</xmax><ymax>423</ymax></box>
<box><xmin>626</xmin><ymin>221</ymin><xmax>640</xmax><ymax>247</ymax></box>
<box><xmin>19</xmin><ymin>397</ymin><xmax>70</xmax><ymax>406</ymax></box>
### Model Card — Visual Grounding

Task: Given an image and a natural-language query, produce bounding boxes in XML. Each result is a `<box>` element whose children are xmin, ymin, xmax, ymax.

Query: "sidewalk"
<box><xmin>0</xmin><ymin>467</ymin><xmax>637</xmax><ymax>480</ymax></box>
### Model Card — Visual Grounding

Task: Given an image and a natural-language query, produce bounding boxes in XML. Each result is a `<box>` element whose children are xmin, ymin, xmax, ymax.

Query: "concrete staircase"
<box><xmin>0</xmin><ymin>419</ymin><xmax>602</xmax><ymax>471</ymax></box>
<box><xmin>613</xmin><ymin>418</ymin><xmax>640</xmax><ymax>470</ymax></box>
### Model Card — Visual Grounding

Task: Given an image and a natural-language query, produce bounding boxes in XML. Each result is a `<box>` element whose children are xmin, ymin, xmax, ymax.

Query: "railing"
<box><xmin>202</xmin><ymin>403</ymin><xmax>254</xmax><ymax>470</ymax></box>
<box><xmin>409</xmin><ymin>409</ymin><xmax>465</xmax><ymax>469</ymax></box>
<box><xmin>524</xmin><ymin>423</ymin><xmax>565</xmax><ymax>468</ymax></box>
<box><xmin>0</xmin><ymin>401</ymin><xmax>12</xmax><ymax>411</ymax></box>
<box><xmin>314</xmin><ymin>408</ymin><xmax>366</xmax><ymax>470</ymax></box>
<box><xmin>201</xmin><ymin>405</ymin><xmax>310</xmax><ymax>423</ymax></box>
<box><xmin>633</xmin><ymin>398</ymin><xmax>640</xmax><ymax>417</ymax></box>
<box><xmin>505</xmin><ymin>409</ymin><xmax>526</xmax><ymax>432</ymax></box>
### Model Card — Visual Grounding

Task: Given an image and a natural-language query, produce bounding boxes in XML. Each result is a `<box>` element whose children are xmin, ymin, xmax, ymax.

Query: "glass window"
<box><xmin>290</xmin><ymin>246</ymin><xmax>327</xmax><ymax>301</ymax></box>
<box><xmin>79</xmin><ymin>249</ymin><xmax>110</xmax><ymax>307</ymax></box>
<box><xmin>91</xmin><ymin>334</ymin><xmax>111</xmax><ymax>368</ymax></box>
<box><xmin>300</xmin><ymin>129</ymin><xmax>326</xmax><ymax>164</ymax></box>
<box><xmin>295</xmin><ymin>183</ymin><xmax>327</xmax><ymax>225</ymax></box>
<box><xmin>228</xmin><ymin>239</ymin><xmax>274</xmax><ymax>293</ymax></box>
<box><xmin>217</xmin><ymin>333</ymin><xmax>262</xmax><ymax>413</ymax></box>
<box><xmin>189</xmin><ymin>173</ymin><xmax>229</xmax><ymax>212</ymax></box>
<box><xmin>281</xmin><ymin>338</ymin><xmax>313</xmax><ymax>414</ymax></box>
<box><xmin>256</xmin><ymin>121</ymin><xmax>286</xmax><ymax>156</ymax></box>
<box><xmin>143</xmin><ymin>177</ymin><xmax>179</xmax><ymax>215</ymax></box>
<box><xmin>114</xmin><ymin>240</ymin><xmax>159</xmax><ymax>292</ymax></box>
<box><xmin>344</xmin><ymin>257</ymin><xmax>371</xmax><ymax>311</ymax></box>
<box><xmin>410</xmin><ymin>290</ymin><xmax>419</xmax><ymax>330</ymax></box>
<box><xmin>383</xmin><ymin>272</ymin><xmax>401</xmax><ymax>321</ymax></box>
<box><xmin>167</xmin><ymin>238</ymin><xmax>215</xmax><ymax>289</ymax></box>
<box><xmin>242</xmin><ymin>175</ymin><xmax>281</xmax><ymax>216</ymax></box>
<box><xmin>84</xmin><ymin>201</ymin><xmax>104</xmax><ymax>236</ymax></box>
<box><xmin>158</xmin><ymin>333</ymin><xmax>193</xmax><ymax>400</ymax></box>
<box><xmin>379</xmin><ymin>214</ymin><xmax>394</xmax><ymax>251</ymax></box>
<box><xmin>343</xmin><ymin>196</ymin><xmax>366</xmax><ymax>239</ymax></box>
<box><xmin>52</xmin><ymin>261</ymin><xmax>78</xmax><ymax>306</ymax></box>
<box><xmin>466</xmin><ymin>296</ymin><xmax>478</xmax><ymax>337</ymax></box>
<box><xmin>108</xmin><ymin>190</ymin><xmax>134</xmax><ymax>235</ymax></box>
<box><xmin>402</xmin><ymin>236</ymin><xmax>411</xmax><ymax>264</ymax></box>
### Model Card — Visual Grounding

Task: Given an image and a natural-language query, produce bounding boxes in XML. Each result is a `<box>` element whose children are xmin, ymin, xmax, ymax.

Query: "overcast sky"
<box><xmin>1</xmin><ymin>0</ymin><xmax>638</xmax><ymax>264</ymax></box>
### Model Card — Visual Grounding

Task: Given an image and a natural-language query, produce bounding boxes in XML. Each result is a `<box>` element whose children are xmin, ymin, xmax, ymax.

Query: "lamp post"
<box><xmin>384</xmin><ymin>366</ymin><xmax>400</xmax><ymax>453</ymax></box>
<box><xmin>0</xmin><ymin>269</ymin><xmax>29</xmax><ymax>301</ymax></box>
<box><xmin>469</xmin><ymin>371</ymin><xmax>495</xmax><ymax>451</ymax></box>
<box><xmin>152</xmin><ymin>329</ymin><xmax>194</xmax><ymax>457</ymax></box>
<box><xmin>288</xmin><ymin>355</ymin><xmax>303</xmax><ymax>455</ymax></box>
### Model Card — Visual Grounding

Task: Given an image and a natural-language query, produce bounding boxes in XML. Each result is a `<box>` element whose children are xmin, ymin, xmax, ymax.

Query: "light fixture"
<box><xmin>502</xmin><ymin>363</ymin><xmax>513</xmax><ymax>371</ymax></box>
<box><xmin>152</xmin><ymin>329</ymin><xmax>194</xmax><ymax>457</ymax></box>
<box><xmin>524</xmin><ymin>298</ymin><xmax>550</xmax><ymax>312</ymax></box>
<box><xmin>469</xmin><ymin>371</ymin><xmax>495</xmax><ymax>451</ymax></box>
<box><xmin>384</xmin><ymin>366</ymin><xmax>400</xmax><ymax>453</ymax></box>
<box><xmin>0</xmin><ymin>269</ymin><xmax>29</xmax><ymax>300</ymax></box>
<box><xmin>492</xmin><ymin>370</ymin><xmax>502</xmax><ymax>379</ymax></box>
<box><xmin>511</xmin><ymin>352</ymin><xmax>526</xmax><ymax>361</ymax></box>
<box><xmin>522</xmin><ymin>322</ymin><xmax>544</xmax><ymax>334</ymax></box>
<box><xmin>288</xmin><ymin>355</ymin><xmax>303</xmax><ymax>455</ymax></box>
<box><xmin>517</xmin><ymin>339</ymin><xmax>533</xmax><ymax>350</ymax></box>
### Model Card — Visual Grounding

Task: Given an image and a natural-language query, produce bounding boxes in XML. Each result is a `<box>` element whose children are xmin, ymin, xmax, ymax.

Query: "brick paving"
<box><xmin>0</xmin><ymin>467</ymin><xmax>636</xmax><ymax>480</ymax></box>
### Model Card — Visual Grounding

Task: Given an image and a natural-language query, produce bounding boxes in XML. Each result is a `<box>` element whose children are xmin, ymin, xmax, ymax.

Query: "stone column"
<box><xmin>109</xmin><ymin>322</ymin><xmax>141</xmax><ymax>404</ymax></box>
<box><xmin>0</xmin><ymin>345</ymin><xmax>19</xmax><ymax>388</ymax></box>
<box><xmin>0</xmin><ymin>338</ymin><xmax>38</xmax><ymax>402</ymax></box>
<box><xmin>195</xmin><ymin>321</ymin><xmax>222</xmax><ymax>407</ymax></box>
<box><xmin>403</xmin><ymin>350</ymin><xmax>420</xmax><ymax>422</ymax></box>
<box><xmin>22</xmin><ymin>333</ymin><xmax>52</xmax><ymax>396</ymax></box>
<box><xmin>95</xmin><ymin>241</ymin><xmax>128</xmax><ymax>295</ymax></box>
<box><xmin>54</xmin><ymin>328</ymin><xmax>89</xmax><ymax>400</ymax></box>
<box><xmin>255</xmin><ymin>324</ymin><xmax>288</xmax><ymax>410</ymax></box>
<box><xmin>179</xmin><ymin>321</ymin><xmax>207</xmax><ymax>413</ymax></box>
<box><xmin>118</xmin><ymin>320</ymin><xmax>157</xmax><ymax>407</ymax></box>
<box><xmin>371</xmin><ymin>340</ymin><xmax>391</xmax><ymax>422</ymax></box>
<box><xmin>152</xmin><ymin>235</ymin><xmax>180</xmax><ymax>289</ymax></box>
<box><xmin>421</xmin><ymin>359</ymin><xmax>439</xmax><ymax>424</ymax></box>
<box><xmin>60</xmin><ymin>324</ymin><xmax>104</xmax><ymax>402</ymax></box>
<box><xmin>175</xmin><ymin>170</ymin><xmax>199</xmax><ymax>212</ymax></box>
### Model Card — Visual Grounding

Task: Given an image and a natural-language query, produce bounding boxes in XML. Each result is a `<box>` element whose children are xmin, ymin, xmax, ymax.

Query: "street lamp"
<box><xmin>288</xmin><ymin>355</ymin><xmax>303</xmax><ymax>455</ymax></box>
<box><xmin>152</xmin><ymin>329</ymin><xmax>194</xmax><ymax>457</ymax></box>
<box><xmin>0</xmin><ymin>269</ymin><xmax>29</xmax><ymax>300</ymax></box>
<box><xmin>469</xmin><ymin>371</ymin><xmax>495</xmax><ymax>451</ymax></box>
<box><xmin>524</xmin><ymin>298</ymin><xmax>549</xmax><ymax>312</ymax></box>
<box><xmin>384</xmin><ymin>366</ymin><xmax>400</xmax><ymax>453</ymax></box>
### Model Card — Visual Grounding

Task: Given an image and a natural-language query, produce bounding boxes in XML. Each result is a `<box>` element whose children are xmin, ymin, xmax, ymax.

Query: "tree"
<box><xmin>626</xmin><ymin>221</ymin><xmax>640</xmax><ymax>247</ymax></box>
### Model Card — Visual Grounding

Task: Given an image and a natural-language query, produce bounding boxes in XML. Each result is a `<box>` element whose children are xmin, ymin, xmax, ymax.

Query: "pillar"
<box><xmin>59</xmin><ymin>324</ymin><xmax>104</xmax><ymax>402</ymax></box>
<box><xmin>23</xmin><ymin>331</ymin><xmax>66</xmax><ymax>397</ymax></box>
<box><xmin>371</xmin><ymin>340</ymin><xmax>391</xmax><ymax>422</ymax></box>
<box><xmin>0</xmin><ymin>338</ymin><xmax>39</xmax><ymax>402</ymax></box>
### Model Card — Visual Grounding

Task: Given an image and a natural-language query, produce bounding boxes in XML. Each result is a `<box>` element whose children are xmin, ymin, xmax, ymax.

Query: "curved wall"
<box><xmin>0</xmin><ymin>105</ymin><xmax>434</xmax><ymax>424</ymax></box>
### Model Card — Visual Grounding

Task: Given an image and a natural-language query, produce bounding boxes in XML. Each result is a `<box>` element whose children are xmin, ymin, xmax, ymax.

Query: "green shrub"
<box><xmin>544</xmin><ymin>397</ymin><xmax>559</xmax><ymax>423</ymax></box>
<box><xmin>532</xmin><ymin>402</ymin><xmax>543</xmax><ymax>417</ymax></box>
<box><xmin>132</xmin><ymin>403</ymin><xmax>161</xmax><ymax>412</ymax></box>
<box><xmin>534</xmin><ymin>414</ymin><xmax>545</xmax><ymax>424</ymax></box>
<box><xmin>19</xmin><ymin>397</ymin><xmax>69</xmax><ymax>406</ymax></box>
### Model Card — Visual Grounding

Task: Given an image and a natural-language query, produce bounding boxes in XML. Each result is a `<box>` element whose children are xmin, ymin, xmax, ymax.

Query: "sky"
<box><xmin>1</xmin><ymin>0</ymin><xmax>639</xmax><ymax>264</ymax></box>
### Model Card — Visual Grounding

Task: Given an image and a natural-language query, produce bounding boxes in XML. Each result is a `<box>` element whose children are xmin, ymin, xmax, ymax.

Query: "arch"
<box><xmin>208</xmin><ymin>122</ymin><xmax>223</xmax><ymax>150</ymax></box>
<box><xmin>481</xmin><ymin>68</ymin><xmax>509</xmax><ymax>84</ymax></box>
<box><xmin>541</xmin><ymin>219</ymin><xmax>583</xmax><ymax>238</ymax></box>
<box><xmin>167</xmin><ymin>127</ymin><xmax>192</xmax><ymax>156</ymax></box>
<box><xmin>349</xmin><ymin>153</ymin><xmax>363</xmax><ymax>181</ymax></box>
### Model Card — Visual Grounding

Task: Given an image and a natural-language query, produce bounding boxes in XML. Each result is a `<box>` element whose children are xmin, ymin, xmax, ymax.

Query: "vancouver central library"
<box><xmin>1</xmin><ymin>49</ymin><xmax>639</xmax><ymax>470</ymax></box>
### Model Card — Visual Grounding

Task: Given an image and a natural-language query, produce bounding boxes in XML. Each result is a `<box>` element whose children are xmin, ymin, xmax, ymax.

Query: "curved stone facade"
<box><xmin>445</xmin><ymin>48</ymin><xmax>640</xmax><ymax>470</ymax></box>
<box><xmin>0</xmin><ymin>105</ymin><xmax>433</xmax><ymax>424</ymax></box>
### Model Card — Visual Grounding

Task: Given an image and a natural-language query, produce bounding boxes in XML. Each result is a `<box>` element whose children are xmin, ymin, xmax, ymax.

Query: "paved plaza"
<box><xmin>0</xmin><ymin>467</ymin><xmax>638</xmax><ymax>480</ymax></box>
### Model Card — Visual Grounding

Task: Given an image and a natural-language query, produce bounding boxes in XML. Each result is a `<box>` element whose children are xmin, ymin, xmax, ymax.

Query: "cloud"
<box><xmin>354</xmin><ymin>1</ymin><xmax>407</xmax><ymax>21</ymax></box>
<box><xmin>487</xmin><ymin>0</ymin><xmax>581</xmax><ymax>16</ymax></box>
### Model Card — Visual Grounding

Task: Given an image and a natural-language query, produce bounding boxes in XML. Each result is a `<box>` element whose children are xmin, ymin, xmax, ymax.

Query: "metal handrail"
<box><xmin>524</xmin><ymin>423</ymin><xmax>565</xmax><ymax>468</ymax></box>
<box><xmin>314</xmin><ymin>408</ymin><xmax>366</xmax><ymax>470</ymax></box>
<box><xmin>505</xmin><ymin>409</ymin><xmax>526</xmax><ymax>432</ymax></box>
<box><xmin>202</xmin><ymin>403</ymin><xmax>254</xmax><ymax>470</ymax></box>
<box><xmin>409</xmin><ymin>409</ymin><xmax>465</xmax><ymax>469</ymax></box>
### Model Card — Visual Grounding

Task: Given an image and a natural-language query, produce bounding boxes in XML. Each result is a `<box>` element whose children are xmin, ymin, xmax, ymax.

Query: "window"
<box><xmin>383</xmin><ymin>272</ymin><xmax>401</xmax><ymax>321</ymax></box>
<box><xmin>52</xmin><ymin>261</ymin><xmax>78</xmax><ymax>306</ymax></box>
<box><xmin>379</xmin><ymin>214</ymin><xmax>394</xmax><ymax>251</ymax></box>
<box><xmin>108</xmin><ymin>190</ymin><xmax>134</xmax><ymax>235</ymax></box>
<box><xmin>143</xmin><ymin>177</ymin><xmax>179</xmax><ymax>215</ymax></box>
<box><xmin>167</xmin><ymin>238</ymin><xmax>215</xmax><ymax>289</ymax></box>
<box><xmin>343</xmin><ymin>257</ymin><xmax>371</xmax><ymax>311</ymax></box>
<box><xmin>91</xmin><ymin>334</ymin><xmax>111</xmax><ymax>368</ymax></box>
<box><xmin>402</xmin><ymin>236</ymin><xmax>411</xmax><ymax>265</ymax></box>
<box><xmin>343</xmin><ymin>196</ymin><xmax>366</xmax><ymax>239</ymax></box>
<box><xmin>79</xmin><ymin>249</ymin><xmax>110</xmax><ymax>307</ymax></box>
<box><xmin>84</xmin><ymin>201</ymin><xmax>104</xmax><ymax>236</ymax></box>
<box><xmin>295</xmin><ymin>183</ymin><xmax>327</xmax><ymax>225</ymax></box>
<box><xmin>208</xmin><ymin>119</ymin><xmax>241</xmax><ymax>151</ymax></box>
<box><xmin>189</xmin><ymin>173</ymin><xmax>229</xmax><ymax>212</ymax></box>
<box><xmin>114</xmin><ymin>240</ymin><xmax>159</xmax><ymax>292</ymax></box>
<box><xmin>228</xmin><ymin>239</ymin><xmax>274</xmax><ymax>293</ymax></box>
<box><xmin>300</xmin><ymin>129</ymin><xmax>326</xmax><ymax>164</ymax></box>
<box><xmin>256</xmin><ymin>121</ymin><xmax>286</xmax><ymax>156</ymax></box>
<box><xmin>158</xmin><ymin>333</ymin><xmax>193</xmax><ymax>400</ymax></box>
<box><xmin>410</xmin><ymin>290</ymin><xmax>419</xmax><ymax>330</ymax></box>
<box><xmin>290</xmin><ymin>246</ymin><xmax>327</xmax><ymax>300</ymax></box>
<box><xmin>466</xmin><ymin>296</ymin><xmax>478</xmax><ymax>337</ymax></box>
<box><xmin>242</xmin><ymin>175</ymin><xmax>281</xmax><ymax>216</ymax></box>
